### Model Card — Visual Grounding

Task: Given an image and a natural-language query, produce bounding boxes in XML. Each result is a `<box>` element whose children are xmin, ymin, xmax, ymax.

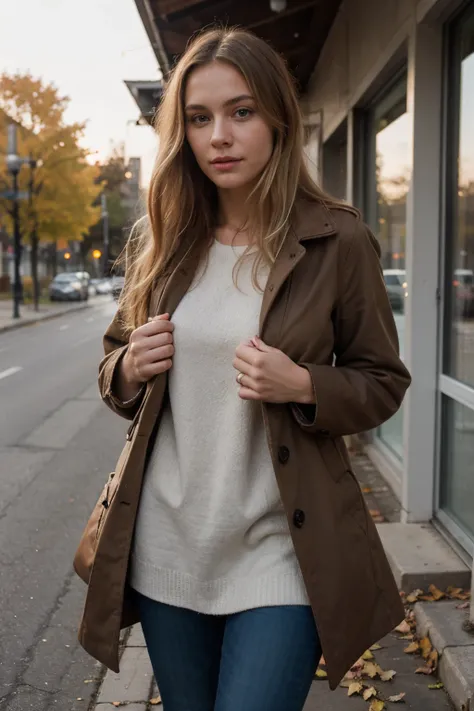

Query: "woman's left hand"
<box><xmin>233</xmin><ymin>336</ymin><xmax>314</xmax><ymax>404</ymax></box>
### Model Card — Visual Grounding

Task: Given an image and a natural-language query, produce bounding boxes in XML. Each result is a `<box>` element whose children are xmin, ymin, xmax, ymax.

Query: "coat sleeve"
<box><xmin>97</xmin><ymin>240</ymin><xmax>146</xmax><ymax>421</ymax></box>
<box><xmin>291</xmin><ymin>216</ymin><xmax>411</xmax><ymax>437</ymax></box>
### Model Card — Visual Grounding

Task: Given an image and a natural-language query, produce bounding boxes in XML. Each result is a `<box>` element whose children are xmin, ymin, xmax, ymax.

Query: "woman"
<box><xmin>75</xmin><ymin>26</ymin><xmax>411</xmax><ymax>711</ymax></box>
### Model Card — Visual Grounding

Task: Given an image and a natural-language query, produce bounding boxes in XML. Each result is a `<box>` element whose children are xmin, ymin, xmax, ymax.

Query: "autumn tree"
<box><xmin>0</xmin><ymin>73</ymin><xmax>101</xmax><ymax>303</ymax></box>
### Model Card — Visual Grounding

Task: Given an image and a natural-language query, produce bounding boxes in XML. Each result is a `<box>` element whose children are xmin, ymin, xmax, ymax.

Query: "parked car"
<box><xmin>49</xmin><ymin>273</ymin><xmax>89</xmax><ymax>301</ymax></box>
<box><xmin>453</xmin><ymin>268</ymin><xmax>474</xmax><ymax>317</ymax></box>
<box><xmin>111</xmin><ymin>275</ymin><xmax>125</xmax><ymax>300</ymax></box>
<box><xmin>383</xmin><ymin>269</ymin><xmax>407</xmax><ymax>312</ymax></box>
<box><xmin>94</xmin><ymin>278</ymin><xmax>114</xmax><ymax>295</ymax></box>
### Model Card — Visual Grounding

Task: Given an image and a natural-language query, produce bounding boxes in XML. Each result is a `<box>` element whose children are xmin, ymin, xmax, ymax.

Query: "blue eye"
<box><xmin>235</xmin><ymin>108</ymin><xmax>253</xmax><ymax>119</ymax></box>
<box><xmin>190</xmin><ymin>114</ymin><xmax>209</xmax><ymax>125</ymax></box>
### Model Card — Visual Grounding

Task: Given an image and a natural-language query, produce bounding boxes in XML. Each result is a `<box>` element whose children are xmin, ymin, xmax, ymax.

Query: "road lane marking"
<box><xmin>0</xmin><ymin>366</ymin><xmax>23</xmax><ymax>381</ymax></box>
<box><xmin>59</xmin><ymin>324</ymin><xmax>70</xmax><ymax>331</ymax></box>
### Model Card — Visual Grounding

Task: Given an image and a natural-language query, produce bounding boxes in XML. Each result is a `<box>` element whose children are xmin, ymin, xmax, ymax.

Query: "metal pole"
<box><xmin>12</xmin><ymin>171</ymin><xmax>21</xmax><ymax>320</ymax></box>
<box><xmin>101</xmin><ymin>193</ymin><xmax>109</xmax><ymax>278</ymax></box>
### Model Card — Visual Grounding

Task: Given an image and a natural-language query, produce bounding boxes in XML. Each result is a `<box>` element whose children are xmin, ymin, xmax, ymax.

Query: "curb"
<box><xmin>0</xmin><ymin>301</ymin><xmax>92</xmax><ymax>334</ymax></box>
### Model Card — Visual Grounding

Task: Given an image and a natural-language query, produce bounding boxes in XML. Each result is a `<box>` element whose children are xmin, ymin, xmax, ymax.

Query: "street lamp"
<box><xmin>101</xmin><ymin>193</ymin><xmax>109</xmax><ymax>278</ymax></box>
<box><xmin>5</xmin><ymin>124</ymin><xmax>27</xmax><ymax>320</ymax></box>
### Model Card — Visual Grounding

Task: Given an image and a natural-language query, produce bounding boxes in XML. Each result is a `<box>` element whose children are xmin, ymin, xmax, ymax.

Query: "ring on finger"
<box><xmin>237</xmin><ymin>372</ymin><xmax>244</xmax><ymax>385</ymax></box>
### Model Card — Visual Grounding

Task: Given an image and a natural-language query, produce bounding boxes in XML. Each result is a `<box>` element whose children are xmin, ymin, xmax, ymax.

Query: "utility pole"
<box><xmin>101</xmin><ymin>192</ymin><xmax>109</xmax><ymax>278</ymax></box>
<box><xmin>6</xmin><ymin>124</ymin><xmax>23</xmax><ymax>320</ymax></box>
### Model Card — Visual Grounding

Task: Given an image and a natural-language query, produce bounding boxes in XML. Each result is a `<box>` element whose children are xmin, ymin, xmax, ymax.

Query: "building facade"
<box><xmin>301</xmin><ymin>0</ymin><xmax>474</xmax><ymax>560</ymax></box>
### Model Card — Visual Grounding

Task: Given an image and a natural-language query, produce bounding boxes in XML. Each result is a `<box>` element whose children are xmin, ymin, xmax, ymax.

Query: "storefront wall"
<box><xmin>303</xmin><ymin>0</ymin><xmax>474</xmax><ymax>556</ymax></box>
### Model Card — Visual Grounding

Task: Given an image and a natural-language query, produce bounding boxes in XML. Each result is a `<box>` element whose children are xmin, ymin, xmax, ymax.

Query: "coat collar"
<box><xmin>290</xmin><ymin>198</ymin><xmax>337</xmax><ymax>242</ymax></box>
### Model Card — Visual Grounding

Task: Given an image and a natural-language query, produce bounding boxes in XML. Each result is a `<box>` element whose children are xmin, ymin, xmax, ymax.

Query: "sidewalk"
<box><xmin>90</xmin><ymin>454</ymin><xmax>471</xmax><ymax>710</ymax></box>
<box><xmin>0</xmin><ymin>297</ymin><xmax>93</xmax><ymax>333</ymax></box>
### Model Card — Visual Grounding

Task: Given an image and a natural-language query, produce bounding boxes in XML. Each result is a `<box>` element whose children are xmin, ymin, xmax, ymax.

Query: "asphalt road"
<box><xmin>0</xmin><ymin>297</ymin><xmax>129</xmax><ymax>711</ymax></box>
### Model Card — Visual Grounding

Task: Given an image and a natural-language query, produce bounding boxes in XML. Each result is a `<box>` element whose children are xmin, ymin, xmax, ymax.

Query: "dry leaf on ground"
<box><xmin>457</xmin><ymin>601</ymin><xmax>470</xmax><ymax>610</ymax></box>
<box><xmin>370</xmin><ymin>643</ymin><xmax>383</xmax><ymax>651</ymax></box>
<box><xmin>315</xmin><ymin>668</ymin><xmax>328</xmax><ymax>679</ymax></box>
<box><xmin>428</xmin><ymin>649</ymin><xmax>439</xmax><ymax>670</ymax></box>
<box><xmin>428</xmin><ymin>584</ymin><xmax>445</xmax><ymax>601</ymax></box>
<box><xmin>404</xmin><ymin>641</ymin><xmax>419</xmax><ymax>654</ymax></box>
<box><xmin>415</xmin><ymin>666</ymin><xmax>434</xmax><ymax>675</ymax></box>
<box><xmin>388</xmin><ymin>692</ymin><xmax>406</xmax><ymax>702</ymax></box>
<box><xmin>419</xmin><ymin>636</ymin><xmax>432</xmax><ymax>659</ymax></box>
<box><xmin>150</xmin><ymin>696</ymin><xmax>162</xmax><ymax>705</ymax></box>
<box><xmin>363</xmin><ymin>686</ymin><xmax>377</xmax><ymax>700</ymax></box>
<box><xmin>395</xmin><ymin>620</ymin><xmax>411</xmax><ymax>634</ymax></box>
<box><xmin>319</xmin><ymin>655</ymin><xmax>326</xmax><ymax>665</ymax></box>
<box><xmin>380</xmin><ymin>669</ymin><xmax>397</xmax><ymax>682</ymax></box>
<box><xmin>369</xmin><ymin>700</ymin><xmax>385</xmax><ymax>711</ymax></box>
<box><xmin>363</xmin><ymin>662</ymin><xmax>379</xmax><ymax>678</ymax></box>
<box><xmin>428</xmin><ymin>682</ymin><xmax>444</xmax><ymax>690</ymax></box>
<box><xmin>348</xmin><ymin>682</ymin><xmax>364</xmax><ymax>696</ymax></box>
<box><xmin>362</xmin><ymin>649</ymin><xmax>374</xmax><ymax>660</ymax></box>
<box><xmin>362</xmin><ymin>487</ymin><xmax>372</xmax><ymax>493</ymax></box>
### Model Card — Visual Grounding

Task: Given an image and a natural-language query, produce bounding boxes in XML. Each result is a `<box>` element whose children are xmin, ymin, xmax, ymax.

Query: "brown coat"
<box><xmin>75</xmin><ymin>199</ymin><xmax>411</xmax><ymax>690</ymax></box>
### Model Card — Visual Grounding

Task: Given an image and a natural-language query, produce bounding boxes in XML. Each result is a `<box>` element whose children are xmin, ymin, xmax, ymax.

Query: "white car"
<box><xmin>383</xmin><ymin>269</ymin><xmax>407</xmax><ymax>311</ymax></box>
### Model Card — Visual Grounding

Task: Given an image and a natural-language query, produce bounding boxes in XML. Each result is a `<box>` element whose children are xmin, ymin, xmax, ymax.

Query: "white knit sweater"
<box><xmin>129</xmin><ymin>240</ymin><xmax>309</xmax><ymax>613</ymax></box>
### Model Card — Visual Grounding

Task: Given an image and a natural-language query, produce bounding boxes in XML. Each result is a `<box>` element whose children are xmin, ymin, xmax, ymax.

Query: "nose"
<box><xmin>211</xmin><ymin>116</ymin><xmax>233</xmax><ymax>148</ymax></box>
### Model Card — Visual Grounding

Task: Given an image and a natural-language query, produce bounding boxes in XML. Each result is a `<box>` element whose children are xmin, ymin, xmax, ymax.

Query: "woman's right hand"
<box><xmin>121</xmin><ymin>313</ymin><xmax>175</xmax><ymax>387</ymax></box>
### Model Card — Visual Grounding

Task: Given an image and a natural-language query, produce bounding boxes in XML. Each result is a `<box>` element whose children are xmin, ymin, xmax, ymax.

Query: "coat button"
<box><xmin>278</xmin><ymin>445</ymin><xmax>290</xmax><ymax>463</ymax></box>
<box><xmin>293</xmin><ymin>509</ymin><xmax>305</xmax><ymax>528</ymax></box>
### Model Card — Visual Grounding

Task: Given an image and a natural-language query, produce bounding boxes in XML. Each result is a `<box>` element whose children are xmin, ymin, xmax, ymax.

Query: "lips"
<box><xmin>211</xmin><ymin>157</ymin><xmax>241</xmax><ymax>164</ymax></box>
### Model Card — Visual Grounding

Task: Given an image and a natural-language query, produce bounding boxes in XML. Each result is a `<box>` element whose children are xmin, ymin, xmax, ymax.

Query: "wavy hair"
<box><xmin>118</xmin><ymin>26</ymin><xmax>344</xmax><ymax>334</ymax></box>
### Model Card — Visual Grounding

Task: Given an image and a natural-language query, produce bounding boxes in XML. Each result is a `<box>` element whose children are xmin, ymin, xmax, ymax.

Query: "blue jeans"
<box><xmin>135</xmin><ymin>592</ymin><xmax>322</xmax><ymax>711</ymax></box>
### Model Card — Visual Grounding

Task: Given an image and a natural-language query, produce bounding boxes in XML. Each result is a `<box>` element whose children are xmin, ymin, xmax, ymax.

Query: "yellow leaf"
<box><xmin>428</xmin><ymin>682</ymin><xmax>444</xmax><ymax>690</ymax></box>
<box><xmin>419</xmin><ymin>636</ymin><xmax>432</xmax><ymax>659</ymax></box>
<box><xmin>363</xmin><ymin>686</ymin><xmax>377</xmax><ymax>700</ymax></box>
<box><xmin>362</xmin><ymin>487</ymin><xmax>372</xmax><ymax>493</ymax></box>
<box><xmin>362</xmin><ymin>649</ymin><xmax>374</xmax><ymax>660</ymax></box>
<box><xmin>380</xmin><ymin>669</ymin><xmax>397</xmax><ymax>682</ymax></box>
<box><xmin>339</xmin><ymin>679</ymin><xmax>352</xmax><ymax>688</ymax></box>
<box><xmin>363</xmin><ymin>662</ymin><xmax>379</xmax><ymax>678</ymax></box>
<box><xmin>388</xmin><ymin>692</ymin><xmax>406</xmax><ymax>702</ymax></box>
<box><xmin>149</xmin><ymin>696</ymin><xmax>162</xmax><ymax>705</ymax></box>
<box><xmin>348</xmin><ymin>682</ymin><xmax>363</xmax><ymax>696</ymax></box>
<box><xmin>370</xmin><ymin>643</ymin><xmax>382</xmax><ymax>651</ymax></box>
<box><xmin>404</xmin><ymin>641</ymin><xmax>419</xmax><ymax>654</ymax></box>
<box><xmin>369</xmin><ymin>700</ymin><xmax>385</xmax><ymax>711</ymax></box>
<box><xmin>400</xmin><ymin>634</ymin><xmax>414</xmax><ymax>640</ymax></box>
<box><xmin>315</xmin><ymin>668</ymin><xmax>327</xmax><ymax>679</ymax></box>
<box><xmin>395</xmin><ymin>620</ymin><xmax>411</xmax><ymax>634</ymax></box>
<box><xmin>429</xmin><ymin>584</ymin><xmax>445</xmax><ymax>601</ymax></box>
<box><xmin>428</xmin><ymin>649</ymin><xmax>439</xmax><ymax>669</ymax></box>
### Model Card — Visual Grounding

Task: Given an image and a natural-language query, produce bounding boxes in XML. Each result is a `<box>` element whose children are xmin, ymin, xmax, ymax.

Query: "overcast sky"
<box><xmin>0</xmin><ymin>0</ymin><xmax>159</xmax><ymax>186</ymax></box>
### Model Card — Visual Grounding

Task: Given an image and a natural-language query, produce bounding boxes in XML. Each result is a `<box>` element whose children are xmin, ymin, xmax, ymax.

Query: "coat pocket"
<box><xmin>73</xmin><ymin>472</ymin><xmax>117</xmax><ymax>584</ymax></box>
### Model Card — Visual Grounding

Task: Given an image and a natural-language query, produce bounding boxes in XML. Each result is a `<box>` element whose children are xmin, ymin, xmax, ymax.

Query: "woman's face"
<box><xmin>184</xmin><ymin>61</ymin><xmax>273</xmax><ymax>193</ymax></box>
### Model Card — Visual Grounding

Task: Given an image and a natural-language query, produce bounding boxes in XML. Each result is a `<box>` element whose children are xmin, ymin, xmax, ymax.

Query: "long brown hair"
<box><xmin>118</xmin><ymin>26</ymin><xmax>344</xmax><ymax>334</ymax></box>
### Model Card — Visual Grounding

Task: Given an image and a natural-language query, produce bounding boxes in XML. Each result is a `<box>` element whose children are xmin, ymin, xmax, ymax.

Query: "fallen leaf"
<box><xmin>363</xmin><ymin>686</ymin><xmax>377</xmax><ymax>700</ymax></box>
<box><xmin>362</xmin><ymin>649</ymin><xmax>374</xmax><ymax>660</ymax></box>
<box><xmin>429</xmin><ymin>584</ymin><xmax>445</xmax><ymax>601</ymax></box>
<box><xmin>112</xmin><ymin>704</ymin><xmax>121</xmax><ymax>708</ymax></box>
<box><xmin>428</xmin><ymin>649</ymin><xmax>439</xmax><ymax>670</ymax></box>
<box><xmin>372</xmin><ymin>515</ymin><xmax>386</xmax><ymax>523</ymax></box>
<box><xmin>388</xmin><ymin>692</ymin><xmax>406</xmax><ymax>702</ymax></box>
<box><xmin>348</xmin><ymin>682</ymin><xmax>364</xmax><ymax>696</ymax></box>
<box><xmin>446</xmin><ymin>586</ymin><xmax>463</xmax><ymax>598</ymax></box>
<box><xmin>395</xmin><ymin>620</ymin><xmax>411</xmax><ymax>634</ymax></box>
<box><xmin>457</xmin><ymin>602</ymin><xmax>470</xmax><ymax>610</ymax></box>
<box><xmin>419</xmin><ymin>636</ymin><xmax>432</xmax><ymax>659</ymax></box>
<box><xmin>369</xmin><ymin>700</ymin><xmax>385</xmax><ymax>711</ymax></box>
<box><xmin>369</xmin><ymin>509</ymin><xmax>382</xmax><ymax>517</ymax></box>
<box><xmin>419</xmin><ymin>595</ymin><xmax>435</xmax><ymax>602</ymax></box>
<box><xmin>83</xmin><ymin>680</ymin><xmax>93</xmax><ymax>684</ymax></box>
<box><xmin>149</xmin><ymin>696</ymin><xmax>162</xmax><ymax>705</ymax></box>
<box><xmin>319</xmin><ymin>655</ymin><xmax>326</xmax><ymax>665</ymax></box>
<box><xmin>362</xmin><ymin>487</ymin><xmax>372</xmax><ymax>493</ymax></box>
<box><xmin>415</xmin><ymin>666</ymin><xmax>434</xmax><ymax>675</ymax></box>
<box><xmin>315</xmin><ymin>668</ymin><xmax>328</xmax><ymax>679</ymax></box>
<box><xmin>363</xmin><ymin>662</ymin><xmax>379</xmax><ymax>678</ymax></box>
<box><xmin>344</xmin><ymin>670</ymin><xmax>358</xmax><ymax>680</ymax></box>
<box><xmin>380</xmin><ymin>669</ymin><xmax>397</xmax><ymax>682</ymax></box>
<box><xmin>404</xmin><ymin>641</ymin><xmax>419</xmax><ymax>654</ymax></box>
<box><xmin>350</xmin><ymin>658</ymin><xmax>365</xmax><ymax>672</ymax></box>
<box><xmin>339</xmin><ymin>679</ymin><xmax>352</xmax><ymax>688</ymax></box>
<box><xmin>400</xmin><ymin>634</ymin><xmax>414</xmax><ymax>640</ymax></box>
<box><xmin>428</xmin><ymin>682</ymin><xmax>444</xmax><ymax>690</ymax></box>
<box><xmin>370</xmin><ymin>643</ymin><xmax>383</xmax><ymax>651</ymax></box>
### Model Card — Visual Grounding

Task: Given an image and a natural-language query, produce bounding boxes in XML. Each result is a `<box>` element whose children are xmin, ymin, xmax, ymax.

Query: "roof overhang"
<box><xmin>134</xmin><ymin>0</ymin><xmax>343</xmax><ymax>93</ymax></box>
<box><xmin>124</xmin><ymin>80</ymin><xmax>164</xmax><ymax>125</ymax></box>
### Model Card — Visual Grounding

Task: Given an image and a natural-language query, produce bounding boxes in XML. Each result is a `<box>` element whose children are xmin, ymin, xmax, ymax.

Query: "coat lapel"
<box><xmin>259</xmin><ymin>200</ymin><xmax>337</xmax><ymax>336</ymax></box>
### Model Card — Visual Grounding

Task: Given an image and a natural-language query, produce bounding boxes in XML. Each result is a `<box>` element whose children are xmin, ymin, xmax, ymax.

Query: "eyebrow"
<box><xmin>184</xmin><ymin>94</ymin><xmax>255</xmax><ymax>111</ymax></box>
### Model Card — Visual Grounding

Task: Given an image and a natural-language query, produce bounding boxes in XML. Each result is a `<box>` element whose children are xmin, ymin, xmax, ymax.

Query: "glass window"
<box><xmin>444</xmin><ymin>12</ymin><xmax>474</xmax><ymax>390</ymax></box>
<box><xmin>366</xmin><ymin>78</ymin><xmax>411</xmax><ymax>460</ymax></box>
<box><xmin>440</xmin><ymin>397</ymin><xmax>474</xmax><ymax>540</ymax></box>
<box><xmin>322</xmin><ymin>120</ymin><xmax>347</xmax><ymax>201</ymax></box>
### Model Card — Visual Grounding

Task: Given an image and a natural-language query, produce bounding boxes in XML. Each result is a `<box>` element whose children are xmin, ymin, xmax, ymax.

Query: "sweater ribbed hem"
<box><xmin>129</xmin><ymin>554</ymin><xmax>310</xmax><ymax>615</ymax></box>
